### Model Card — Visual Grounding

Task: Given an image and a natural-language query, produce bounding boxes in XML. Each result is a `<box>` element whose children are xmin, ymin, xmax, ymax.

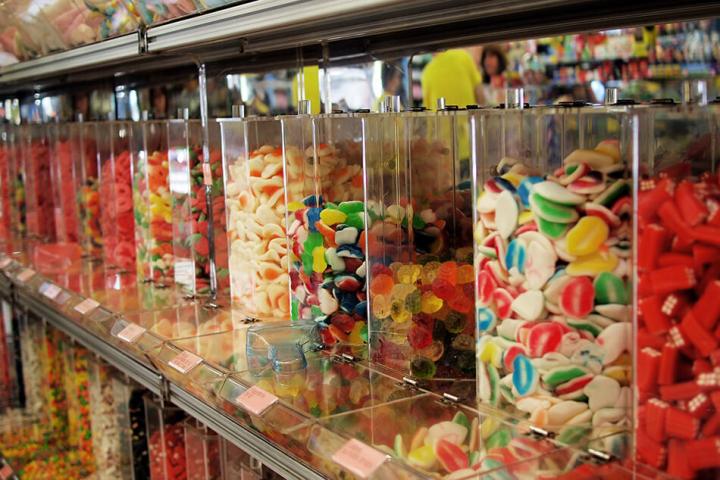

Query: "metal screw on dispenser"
<box><xmin>437</xmin><ymin>97</ymin><xmax>446</xmax><ymax>111</ymax></box>
<box><xmin>231</xmin><ymin>104</ymin><xmax>245</xmax><ymax>118</ymax></box>
<box><xmin>142</xmin><ymin>110</ymin><xmax>149</xmax><ymax>121</ymax></box>
<box><xmin>604</xmin><ymin>87</ymin><xmax>619</xmax><ymax>106</ymax></box>
<box><xmin>682</xmin><ymin>79</ymin><xmax>708</xmax><ymax>105</ymax></box>
<box><xmin>505</xmin><ymin>87</ymin><xmax>525</xmax><ymax>109</ymax></box>
<box><xmin>298</xmin><ymin>99</ymin><xmax>312</xmax><ymax>115</ymax></box>
<box><xmin>177</xmin><ymin>108</ymin><xmax>189</xmax><ymax>120</ymax></box>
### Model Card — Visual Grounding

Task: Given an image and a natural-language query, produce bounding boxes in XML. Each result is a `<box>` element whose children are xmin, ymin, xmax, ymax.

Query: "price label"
<box><xmin>202</xmin><ymin>163</ymin><xmax>213</xmax><ymax>186</ymax></box>
<box><xmin>235</xmin><ymin>386</ymin><xmax>279</xmax><ymax>416</ymax></box>
<box><xmin>0</xmin><ymin>463</ymin><xmax>14</xmax><ymax>480</ymax></box>
<box><xmin>169</xmin><ymin>351</ymin><xmax>202</xmax><ymax>374</ymax></box>
<box><xmin>116</xmin><ymin>323</ymin><xmax>146</xmax><ymax>344</ymax></box>
<box><xmin>331</xmin><ymin>439</ymin><xmax>387</xmax><ymax>479</ymax></box>
<box><xmin>16</xmin><ymin>269</ymin><xmax>35</xmax><ymax>283</ymax></box>
<box><xmin>0</xmin><ymin>257</ymin><xmax>11</xmax><ymax>268</ymax></box>
<box><xmin>74</xmin><ymin>298</ymin><xmax>100</xmax><ymax>315</ymax></box>
<box><xmin>41</xmin><ymin>283</ymin><xmax>61</xmax><ymax>300</ymax></box>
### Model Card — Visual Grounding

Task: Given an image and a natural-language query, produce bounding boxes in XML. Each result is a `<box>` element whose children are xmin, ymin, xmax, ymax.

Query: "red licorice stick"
<box><xmin>639</xmin><ymin>178</ymin><xmax>674</xmax><ymax>220</ymax></box>
<box><xmin>692</xmin><ymin>280</ymin><xmax>720</xmax><ymax>330</ymax></box>
<box><xmin>702</xmin><ymin>412</ymin><xmax>720</xmax><ymax>437</ymax></box>
<box><xmin>667</xmin><ymin>440</ymin><xmax>694</xmax><ymax>479</ymax></box>
<box><xmin>638</xmin><ymin>224</ymin><xmax>669</xmax><ymax>272</ymax></box>
<box><xmin>665</xmin><ymin>406</ymin><xmax>700</xmax><ymax>440</ymax></box>
<box><xmin>692</xmin><ymin>358</ymin><xmax>713</xmax><ymax>376</ymax></box>
<box><xmin>637</xmin><ymin>427</ymin><xmax>667</xmax><ymax>469</ymax></box>
<box><xmin>658</xmin><ymin>200</ymin><xmax>696</xmax><ymax>243</ymax></box>
<box><xmin>675</xmin><ymin>180</ymin><xmax>709</xmax><ymax>226</ymax></box>
<box><xmin>638</xmin><ymin>328</ymin><xmax>666</xmax><ymax>350</ymax></box>
<box><xmin>658</xmin><ymin>253</ymin><xmax>695</xmax><ymax>270</ymax></box>
<box><xmin>650</xmin><ymin>265</ymin><xmax>697</xmax><ymax>296</ymax></box>
<box><xmin>692</xmin><ymin>244</ymin><xmax>720</xmax><ymax>270</ymax></box>
<box><xmin>660</xmin><ymin>381</ymin><xmax>701</xmax><ymax>402</ymax></box>
<box><xmin>688</xmin><ymin>392</ymin><xmax>712</xmax><ymax>419</ymax></box>
<box><xmin>638</xmin><ymin>347</ymin><xmax>661</xmax><ymax>392</ymax></box>
<box><xmin>681</xmin><ymin>311</ymin><xmax>718</xmax><ymax>357</ymax></box>
<box><xmin>658</xmin><ymin>343</ymin><xmax>679</xmax><ymax>385</ymax></box>
<box><xmin>686</xmin><ymin>437</ymin><xmax>720</xmax><ymax>470</ymax></box>
<box><xmin>640</xmin><ymin>295</ymin><xmax>672</xmax><ymax>334</ymax></box>
<box><xmin>645</xmin><ymin>398</ymin><xmax>668</xmax><ymax>442</ymax></box>
<box><xmin>693</xmin><ymin>225</ymin><xmax>720</xmax><ymax>247</ymax></box>
<box><xmin>661</xmin><ymin>293</ymin><xmax>688</xmax><ymax>318</ymax></box>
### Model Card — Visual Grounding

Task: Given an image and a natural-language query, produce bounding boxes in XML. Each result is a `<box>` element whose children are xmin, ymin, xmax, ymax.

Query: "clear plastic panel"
<box><xmin>314</xmin><ymin>392</ymin><xmax>558</xmax><ymax>479</ymax></box>
<box><xmin>21</xmin><ymin>124</ymin><xmax>56</xmax><ymax>242</ymax></box>
<box><xmin>75</xmin><ymin>122</ymin><xmax>103</xmax><ymax>258</ymax></box>
<box><xmin>0</xmin><ymin>126</ymin><xmax>12</xmax><ymax>242</ymax></box>
<box><xmin>471</xmin><ymin>106</ymin><xmax>634</xmax><ymax>441</ymax></box>
<box><xmin>366</xmin><ymin>110</ymin><xmax>475</xmax><ymax>381</ymax></box>
<box><xmin>167</xmin><ymin>120</ymin><xmax>228</xmax><ymax>296</ymax></box>
<box><xmin>144</xmin><ymin>394</ymin><xmax>188</xmax><ymax>480</ymax></box>
<box><xmin>219</xmin><ymin>118</ymin><xmax>290</xmax><ymax>320</ymax></box>
<box><xmin>49</xmin><ymin>123</ymin><xmax>81</xmax><ymax>243</ymax></box>
<box><xmin>183</xmin><ymin>419</ymin><xmax>221</xmax><ymax>480</ymax></box>
<box><xmin>98</xmin><ymin>121</ymin><xmax>136</xmax><ymax>271</ymax></box>
<box><xmin>282</xmin><ymin>113</ymin><xmax>369</xmax><ymax>347</ymax></box>
<box><xmin>134</xmin><ymin>120</ymin><xmax>173</xmax><ymax>285</ymax></box>
<box><xmin>634</xmin><ymin>104</ymin><xmax>720</xmax><ymax>478</ymax></box>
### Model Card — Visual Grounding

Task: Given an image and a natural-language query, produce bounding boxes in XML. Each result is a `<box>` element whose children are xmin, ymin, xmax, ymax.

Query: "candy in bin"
<box><xmin>471</xmin><ymin>98</ymin><xmax>634</xmax><ymax>442</ymax></box>
<box><xmin>281</xmin><ymin>110</ymin><xmax>369</xmax><ymax>347</ymax></box>
<box><xmin>219</xmin><ymin>116</ymin><xmax>290</xmax><ymax>320</ymax></box>
<box><xmin>98</xmin><ymin>121</ymin><xmax>136</xmax><ymax>271</ymax></box>
<box><xmin>21</xmin><ymin>123</ymin><xmax>56</xmax><ymax>241</ymax></box>
<box><xmin>0</xmin><ymin>125</ymin><xmax>13</xmax><ymax>242</ymax></box>
<box><xmin>634</xmin><ymin>100</ymin><xmax>720</xmax><ymax>478</ymax></box>
<box><xmin>7</xmin><ymin>125</ymin><xmax>25</xmax><ymax>237</ymax></box>
<box><xmin>365</xmin><ymin>103</ymin><xmax>475</xmax><ymax>381</ymax></box>
<box><xmin>75</xmin><ymin>121</ymin><xmax>103</xmax><ymax>258</ymax></box>
<box><xmin>167</xmin><ymin>118</ymin><xmax>228</xmax><ymax>296</ymax></box>
<box><xmin>183</xmin><ymin>418</ymin><xmax>221</xmax><ymax>480</ymax></box>
<box><xmin>144</xmin><ymin>394</ymin><xmax>188</xmax><ymax>480</ymax></box>
<box><xmin>48</xmin><ymin>122</ymin><xmax>81</xmax><ymax>244</ymax></box>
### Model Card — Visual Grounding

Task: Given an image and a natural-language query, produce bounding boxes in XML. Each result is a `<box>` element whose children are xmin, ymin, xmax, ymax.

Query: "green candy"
<box><xmin>338</xmin><ymin>201</ymin><xmax>364</xmax><ymax>214</ymax></box>
<box><xmin>410</xmin><ymin>356</ymin><xmax>436</xmax><ymax>379</ymax></box>
<box><xmin>488</xmin><ymin>363</ymin><xmax>500</xmax><ymax>406</ymax></box>
<box><xmin>529</xmin><ymin>192</ymin><xmax>579</xmax><ymax>223</ymax></box>
<box><xmin>486</xmin><ymin>428</ymin><xmax>512</xmax><ymax>449</ymax></box>
<box><xmin>594</xmin><ymin>179</ymin><xmax>630</xmax><ymax>208</ymax></box>
<box><xmin>452</xmin><ymin>411</ymin><xmax>470</xmax><ymax>431</ymax></box>
<box><xmin>542</xmin><ymin>366</ymin><xmax>590</xmax><ymax>388</ymax></box>
<box><xmin>393</xmin><ymin>433</ymin><xmax>406</xmax><ymax>458</ymax></box>
<box><xmin>536</xmin><ymin>216</ymin><xmax>569</xmax><ymax>239</ymax></box>
<box><xmin>556</xmin><ymin>425</ymin><xmax>592</xmax><ymax>446</ymax></box>
<box><xmin>344</xmin><ymin>212</ymin><xmax>365</xmax><ymax>230</ymax></box>
<box><xmin>594</xmin><ymin>272</ymin><xmax>628</xmax><ymax>305</ymax></box>
<box><xmin>566</xmin><ymin>319</ymin><xmax>602</xmax><ymax>337</ymax></box>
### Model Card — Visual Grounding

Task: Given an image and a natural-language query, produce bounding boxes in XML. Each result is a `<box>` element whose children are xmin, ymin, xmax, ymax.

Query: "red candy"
<box><xmin>559</xmin><ymin>276</ymin><xmax>594</xmax><ymax>318</ymax></box>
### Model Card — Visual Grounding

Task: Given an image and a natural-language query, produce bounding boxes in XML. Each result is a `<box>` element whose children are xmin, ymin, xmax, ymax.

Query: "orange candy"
<box><xmin>370</xmin><ymin>273</ymin><xmax>395</xmax><ymax>296</ymax></box>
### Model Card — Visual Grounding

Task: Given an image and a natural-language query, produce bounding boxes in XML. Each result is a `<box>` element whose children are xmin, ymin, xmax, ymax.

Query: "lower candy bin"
<box><xmin>183</xmin><ymin>419</ymin><xmax>221</xmax><ymax>480</ymax></box>
<box><xmin>144</xmin><ymin>395</ymin><xmax>188</xmax><ymax>480</ymax></box>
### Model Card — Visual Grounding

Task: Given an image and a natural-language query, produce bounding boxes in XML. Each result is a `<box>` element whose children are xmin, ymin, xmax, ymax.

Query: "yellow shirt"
<box><xmin>291</xmin><ymin>65</ymin><xmax>322</xmax><ymax>114</ymax></box>
<box><xmin>422</xmin><ymin>49</ymin><xmax>482</xmax><ymax>110</ymax></box>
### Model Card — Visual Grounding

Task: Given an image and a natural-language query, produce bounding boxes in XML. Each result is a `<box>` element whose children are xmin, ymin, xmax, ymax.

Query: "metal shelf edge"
<box><xmin>168</xmin><ymin>384</ymin><xmax>325</xmax><ymax>480</ymax></box>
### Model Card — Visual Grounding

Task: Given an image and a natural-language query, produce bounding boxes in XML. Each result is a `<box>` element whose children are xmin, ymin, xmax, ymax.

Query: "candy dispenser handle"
<box><xmin>605</xmin><ymin>87</ymin><xmax>619</xmax><ymax>106</ymax></box>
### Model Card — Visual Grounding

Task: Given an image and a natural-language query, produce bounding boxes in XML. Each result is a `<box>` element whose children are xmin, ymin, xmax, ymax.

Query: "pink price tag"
<box><xmin>0</xmin><ymin>257</ymin><xmax>11</xmax><ymax>268</ymax></box>
<box><xmin>116</xmin><ymin>323</ymin><xmax>146</xmax><ymax>343</ymax></box>
<box><xmin>332</xmin><ymin>439</ymin><xmax>387</xmax><ymax>479</ymax></box>
<box><xmin>42</xmin><ymin>283</ymin><xmax>61</xmax><ymax>300</ymax></box>
<box><xmin>74</xmin><ymin>298</ymin><xmax>100</xmax><ymax>315</ymax></box>
<box><xmin>202</xmin><ymin>163</ymin><xmax>213</xmax><ymax>186</ymax></box>
<box><xmin>0</xmin><ymin>464</ymin><xmax>13</xmax><ymax>479</ymax></box>
<box><xmin>235</xmin><ymin>386</ymin><xmax>279</xmax><ymax>416</ymax></box>
<box><xmin>169</xmin><ymin>351</ymin><xmax>202</xmax><ymax>374</ymax></box>
<box><xmin>16</xmin><ymin>269</ymin><xmax>35</xmax><ymax>282</ymax></box>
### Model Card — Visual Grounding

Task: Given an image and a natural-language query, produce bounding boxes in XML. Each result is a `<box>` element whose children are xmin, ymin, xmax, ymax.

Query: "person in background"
<box><xmin>422</xmin><ymin>48</ymin><xmax>484</xmax><ymax>110</ymax></box>
<box><xmin>373</xmin><ymin>62</ymin><xmax>403</xmax><ymax>112</ymax></box>
<box><xmin>480</xmin><ymin>45</ymin><xmax>508</xmax><ymax>105</ymax></box>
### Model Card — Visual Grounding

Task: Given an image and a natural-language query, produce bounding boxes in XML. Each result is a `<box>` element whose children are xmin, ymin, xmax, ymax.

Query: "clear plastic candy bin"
<box><xmin>21</xmin><ymin>123</ymin><xmax>56</xmax><ymax>241</ymax></box>
<box><xmin>219</xmin><ymin>117</ymin><xmax>290</xmax><ymax>320</ymax></box>
<box><xmin>144</xmin><ymin>394</ymin><xmax>188</xmax><ymax>480</ymax></box>
<box><xmin>49</xmin><ymin>123</ymin><xmax>82</xmax><ymax>244</ymax></box>
<box><xmin>365</xmin><ymin>108</ymin><xmax>475</xmax><ymax>381</ymax></box>
<box><xmin>471</xmin><ymin>103</ymin><xmax>634</xmax><ymax>441</ymax></box>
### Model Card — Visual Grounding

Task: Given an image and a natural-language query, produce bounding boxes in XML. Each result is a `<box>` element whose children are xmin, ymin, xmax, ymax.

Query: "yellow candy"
<box><xmin>347</xmin><ymin>321</ymin><xmax>366</xmax><ymax>345</ymax></box>
<box><xmin>501</xmin><ymin>172</ymin><xmax>523</xmax><ymax>187</ymax></box>
<box><xmin>312</xmin><ymin>246</ymin><xmax>327</xmax><ymax>273</ymax></box>
<box><xmin>397</xmin><ymin>264</ymin><xmax>421</xmax><ymax>284</ymax></box>
<box><xmin>407</xmin><ymin>445</ymin><xmax>436</xmax><ymax>470</ymax></box>
<box><xmin>566</xmin><ymin>217</ymin><xmax>609</xmax><ymax>256</ymax></box>
<box><xmin>391</xmin><ymin>283</ymin><xmax>416</xmax><ymax>300</ymax></box>
<box><xmin>287</xmin><ymin>201</ymin><xmax>304</xmax><ymax>212</ymax></box>
<box><xmin>420</xmin><ymin>292</ymin><xmax>443</xmax><ymax>314</ymax></box>
<box><xmin>566</xmin><ymin>251</ymin><xmax>618</xmax><ymax>277</ymax></box>
<box><xmin>372</xmin><ymin>295</ymin><xmax>391</xmax><ymax>319</ymax></box>
<box><xmin>391</xmin><ymin>301</ymin><xmax>411</xmax><ymax>323</ymax></box>
<box><xmin>420</xmin><ymin>262</ymin><xmax>441</xmax><ymax>285</ymax></box>
<box><xmin>518</xmin><ymin>210</ymin><xmax>534</xmax><ymax>225</ymax></box>
<box><xmin>478</xmin><ymin>341</ymin><xmax>503</xmax><ymax>368</ymax></box>
<box><xmin>603</xmin><ymin>365</ymin><xmax>631</xmax><ymax>385</ymax></box>
<box><xmin>319</xmin><ymin>209</ymin><xmax>346</xmax><ymax>226</ymax></box>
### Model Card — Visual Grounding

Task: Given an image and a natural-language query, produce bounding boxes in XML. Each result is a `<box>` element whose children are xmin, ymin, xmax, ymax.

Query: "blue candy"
<box><xmin>512</xmin><ymin>354</ymin><xmax>538</xmax><ymax>396</ymax></box>
<box><xmin>476</xmin><ymin>306</ymin><xmax>497</xmax><ymax>332</ymax></box>
<box><xmin>354</xmin><ymin>301</ymin><xmax>368</xmax><ymax>318</ymax></box>
<box><xmin>307</xmin><ymin>207</ymin><xmax>322</xmax><ymax>232</ymax></box>
<box><xmin>505</xmin><ymin>239</ymin><xmax>527</xmax><ymax>274</ymax></box>
<box><xmin>303</xmin><ymin>194</ymin><xmax>323</xmax><ymax>207</ymax></box>
<box><xmin>517</xmin><ymin>176</ymin><xmax>543</xmax><ymax>208</ymax></box>
<box><xmin>336</xmin><ymin>244</ymin><xmax>363</xmax><ymax>258</ymax></box>
<box><xmin>493</xmin><ymin>176</ymin><xmax>516</xmax><ymax>193</ymax></box>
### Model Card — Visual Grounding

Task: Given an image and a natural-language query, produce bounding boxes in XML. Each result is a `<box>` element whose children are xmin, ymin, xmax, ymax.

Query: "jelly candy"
<box><xmin>593</xmin><ymin>272</ymin><xmax>628</xmax><ymax>305</ymax></box>
<box><xmin>408</xmin><ymin>325</ymin><xmax>433</xmax><ymax>350</ymax></box>
<box><xmin>559</xmin><ymin>276</ymin><xmax>594</xmax><ymax>318</ymax></box>
<box><xmin>421</xmin><ymin>292</ymin><xmax>444</xmax><ymax>314</ymax></box>
<box><xmin>372</xmin><ymin>294</ymin><xmax>391</xmax><ymax>319</ymax></box>
<box><xmin>410</xmin><ymin>357</ymin><xmax>437</xmax><ymax>379</ymax></box>
<box><xmin>405</xmin><ymin>289</ymin><xmax>422</xmax><ymax>314</ymax></box>
<box><xmin>370</xmin><ymin>274</ymin><xmax>394</xmax><ymax>296</ymax></box>
<box><xmin>566</xmin><ymin>216</ymin><xmax>609</xmax><ymax>256</ymax></box>
<box><xmin>512</xmin><ymin>354</ymin><xmax>538</xmax><ymax>397</ymax></box>
<box><xmin>435</xmin><ymin>439</ymin><xmax>469</xmax><ymax>472</ymax></box>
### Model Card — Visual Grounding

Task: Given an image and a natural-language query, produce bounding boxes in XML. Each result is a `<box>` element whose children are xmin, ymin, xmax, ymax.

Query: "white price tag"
<box><xmin>116</xmin><ymin>323</ymin><xmax>146</xmax><ymax>344</ymax></box>
<box><xmin>168</xmin><ymin>351</ymin><xmax>202</xmax><ymax>374</ymax></box>
<box><xmin>16</xmin><ymin>269</ymin><xmax>35</xmax><ymax>282</ymax></box>
<box><xmin>41</xmin><ymin>283</ymin><xmax>61</xmax><ymax>300</ymax></box>
<box><xmin>73</xmin><ymin>298</ymin><xmax>100</xmax><ymax>315</ymax></box>
<box><xmin>331</xmin><ymin>439</ymin><xmax>387</xmax><ymax>479</ymax></box>
<box><xmin>235</xmin><ymin>386</ymin><xmax>279</xmax><ymax>416</ymax></box>
<box><xmin>0</xmin><ymin>464</ymin><xmax>13</xmax><ymax>480</ymax></box>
